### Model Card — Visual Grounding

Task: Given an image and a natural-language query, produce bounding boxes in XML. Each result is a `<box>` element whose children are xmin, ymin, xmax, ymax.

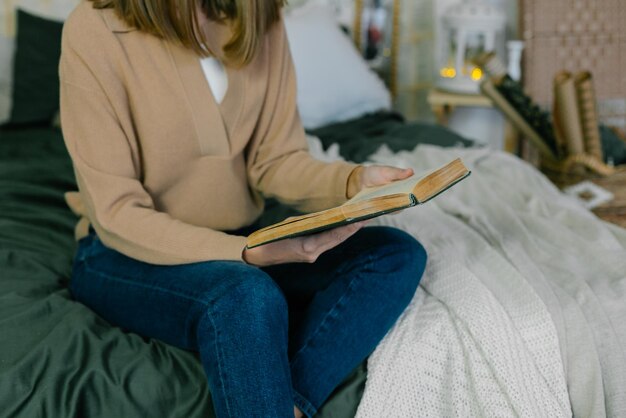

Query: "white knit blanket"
<box><xmin>308</xmin><ymin>139</ymin><xmax>626</xmax><ymax>418</ymax></box>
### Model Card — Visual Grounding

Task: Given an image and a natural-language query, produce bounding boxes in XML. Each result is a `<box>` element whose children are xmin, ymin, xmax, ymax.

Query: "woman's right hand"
<box><xmin>243</xmin><ymin>221</ymin><xmax>367</xmax><ymax>267</ymax></box>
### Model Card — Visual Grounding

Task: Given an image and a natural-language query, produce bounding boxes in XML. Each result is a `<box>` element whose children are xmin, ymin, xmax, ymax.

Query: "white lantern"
<box><xmin>437</xmin><ymin>0</ymin><xmax>506</xmax><ymax>94</ymax></box>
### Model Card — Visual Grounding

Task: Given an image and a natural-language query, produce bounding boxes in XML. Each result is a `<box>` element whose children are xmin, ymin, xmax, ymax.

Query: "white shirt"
<box><xmin>199</xmin><ymin>57</ymin><xmax>228</xmax><ymax>104</ymax></box>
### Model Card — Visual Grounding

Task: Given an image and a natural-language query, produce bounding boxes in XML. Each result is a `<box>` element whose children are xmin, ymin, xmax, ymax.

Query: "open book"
<box><xmin>246</xmin><ymin>158</ymin><xmax>470</xmax><ymax>248</ymax></box>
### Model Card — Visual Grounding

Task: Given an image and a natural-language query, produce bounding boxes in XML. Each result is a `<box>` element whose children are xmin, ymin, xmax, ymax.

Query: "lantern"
<box><xmin>437</xmin><ymin>0</ymin><xmax>506</xmax><ymax>94</ymax></box>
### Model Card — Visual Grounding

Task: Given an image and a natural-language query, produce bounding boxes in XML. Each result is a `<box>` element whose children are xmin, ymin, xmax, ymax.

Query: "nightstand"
<box><xmin>427</xmin><ymin>88</ymin><xmax>520</xmax><ymax>154</ymax></box>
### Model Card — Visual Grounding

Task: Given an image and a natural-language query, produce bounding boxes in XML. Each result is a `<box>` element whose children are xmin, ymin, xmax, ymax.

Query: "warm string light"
<box><xmin>470</xmin><ymin>67</ymin><xmax>483</xmax><ymax>81</ymax></box>
<box><xmin>440</xmin><ymin>67</ymin><xmax>457</xmax><ymax>78</ymax></box>
<box><xmin>437</xmin><ymin>1</ymin><xmax>505</xmax><ymax>93</ymax></box>
<box><xmin>439</xmin><ymin>66</ymin><xmax>483</xmax><ymax>81</ymax></box>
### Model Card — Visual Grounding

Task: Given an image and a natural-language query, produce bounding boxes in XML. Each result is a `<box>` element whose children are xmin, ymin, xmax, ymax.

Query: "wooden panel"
<box><xmin>521</xmin><ymin>0</ymin><xmax>626</xmax><ymax>107</ymax></box>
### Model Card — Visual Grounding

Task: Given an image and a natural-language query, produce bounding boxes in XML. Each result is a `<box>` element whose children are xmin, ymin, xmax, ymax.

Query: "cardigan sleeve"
<box><xmin>59</xmin><ymin>40</ymin><xmax>247</xmax><ymax>265</ymax></box>
<box><xmin>245</xmin><ymin>20</ymin><xmax>358</xmax><ymax>213</ymax></box>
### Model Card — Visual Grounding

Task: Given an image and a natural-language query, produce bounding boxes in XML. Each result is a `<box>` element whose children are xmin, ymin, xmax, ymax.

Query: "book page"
<box><xmin>345</xmin><ymin>159</ymin><xmax>469</xmax><ymax>206</ymax></box>
<box><xmin>345</xmin><ymin>173</ymin><xmax>424</xmax><ymax>205</ymax></box>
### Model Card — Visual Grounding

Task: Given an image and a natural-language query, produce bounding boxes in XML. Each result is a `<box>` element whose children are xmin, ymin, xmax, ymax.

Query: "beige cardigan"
<box><xmin>59</xmin><ymin>2</ymin><xmax>357</xmax><ymax>264</ymax></box>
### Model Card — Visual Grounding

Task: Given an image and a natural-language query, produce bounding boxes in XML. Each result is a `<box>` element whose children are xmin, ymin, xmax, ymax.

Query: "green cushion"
<box><xmin>601</xmin><ymin>126</ymin><xmax>626</xmax><ymax>166</ymax></box>
<box><xmin>9</xmin><ymin>10</ymin><xmax>64</xmax><ymax>125</ymax></box>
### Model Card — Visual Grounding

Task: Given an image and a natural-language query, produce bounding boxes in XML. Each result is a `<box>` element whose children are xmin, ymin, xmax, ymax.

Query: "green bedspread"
<box><xmin>0</xmin><ymin>126</ymin><xmax>365</xmax><ymax>418</ymax></box>
<box><xmin>308</xmin><ymin>111</ymin><xmax>472</xmax><ymax>163</ymax></box>
<box><xmin>0</xmin><ymin>115</ymin><xmax>466</xmax><ymax>417</ymax></box>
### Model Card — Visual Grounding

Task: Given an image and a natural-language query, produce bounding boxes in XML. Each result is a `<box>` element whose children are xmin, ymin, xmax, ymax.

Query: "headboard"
<box><xmin>520</xmin><ymin>0</ymin><xmax>626</xmax><ymax>130</ymax></box>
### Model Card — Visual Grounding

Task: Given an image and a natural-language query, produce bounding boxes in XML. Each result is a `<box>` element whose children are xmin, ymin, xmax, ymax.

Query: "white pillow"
<box><xmin>0</xmin><ymin>0</ymin><xmax>79</xmax><ymax>124</ymax></box>
<box><xmin>285</xmin><ymin>0</ymin><xmax>355</xmax><ymax>29</ymax></box>
<box><xmin>284</xmin><ymin>5</ymin><xmax>391</xmax><ymax>129</ymax></box>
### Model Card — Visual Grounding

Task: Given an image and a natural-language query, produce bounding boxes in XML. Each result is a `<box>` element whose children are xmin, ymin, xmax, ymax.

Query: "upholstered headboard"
<box><xmin>520</xmin><ymin>0</ymin><xmax>626</xmax><ymax>129</ymax></box>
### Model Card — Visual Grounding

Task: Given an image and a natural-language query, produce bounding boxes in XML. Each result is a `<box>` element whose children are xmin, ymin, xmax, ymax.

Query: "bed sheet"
<box><xmin>306</xmin><ymin>139</ymin><xmax>626</xmax><ymax>418</ymax></box>
<box><xmin>0</xmin><ymin>116</ymin><xmax>479</xmax><ymax>417</ymax></box>
<box><xmin>0</xmin><ymin>127</ymin><xmax>366</xmax><ymax>418</ymax></box>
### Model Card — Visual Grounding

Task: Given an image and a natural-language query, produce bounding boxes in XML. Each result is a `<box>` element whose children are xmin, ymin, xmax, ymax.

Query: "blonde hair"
<box><xmin>89</xmin><ymin>0</ymin><xmax>286</xmax><ymax>66</ymax></box>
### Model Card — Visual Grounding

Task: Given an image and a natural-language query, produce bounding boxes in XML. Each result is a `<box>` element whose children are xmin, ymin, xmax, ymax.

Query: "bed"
<box><xmin>1</xmin><ymin>1</ymin><xmax>625</xmax><ymax>417</ymax></box>
<box><xmin>311</xmin><ymin>136</ymin><xmax>626</xmax><ymax>417</ymax></box>
<box><xmin>0</xmin><ymin>117</ymin><xmax>471</xmax><ymax>418</ymax></box>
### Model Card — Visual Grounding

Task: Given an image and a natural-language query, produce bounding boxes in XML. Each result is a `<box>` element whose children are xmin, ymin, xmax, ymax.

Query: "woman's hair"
<box><xmin>90</xmin><ymin>0</ymin><xmax>286</xmax><ymax>66</ymax></box>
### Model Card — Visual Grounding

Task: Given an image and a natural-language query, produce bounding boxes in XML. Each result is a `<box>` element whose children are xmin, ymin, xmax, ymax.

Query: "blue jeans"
<box><xmin>70</xmin><ymin>226</ymin><xmax>427</xmax><ymax>418</ymax></box>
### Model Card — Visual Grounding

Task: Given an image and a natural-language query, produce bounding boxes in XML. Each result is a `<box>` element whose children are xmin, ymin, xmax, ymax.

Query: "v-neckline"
<box><xmin>167</xmin><ymin>21</ymin><xmax>245</xmax><ymax>157</ymax></box>
<box><xmin>200</xmin><ymin>57</ymin><xmax>229</xmax><ymax>105</ymax></box>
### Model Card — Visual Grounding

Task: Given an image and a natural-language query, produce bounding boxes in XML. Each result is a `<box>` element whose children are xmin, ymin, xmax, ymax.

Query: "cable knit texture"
<box><xmin>306</xmin><ymin>137</ymin><xmax>626</xmax><ymax>418</ymax></box>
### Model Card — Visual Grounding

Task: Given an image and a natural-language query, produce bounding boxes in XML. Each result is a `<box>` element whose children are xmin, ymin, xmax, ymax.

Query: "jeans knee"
<box><xmin>371</xmin><ymin>228</ymin><xmax>427</xmax><ymax>302</ymax></box>
<box><xmin>402</xmin><ymin>234</ymin><xmax>428</xmax><ymax>277</ymax></box>
<box><xmin>242</xmin><ymin>274</ymin><xmax>287</xmax><ymax>315</ymax></box>
<box><xmin>215</xmin><ymin>271</ymin><xmax>288</xmax><ymax>333</ymax></box>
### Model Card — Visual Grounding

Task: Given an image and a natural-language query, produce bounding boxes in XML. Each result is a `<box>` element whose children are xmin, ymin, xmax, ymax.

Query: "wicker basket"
<box><xmin>540</xmin><ymin>153</ymin><xmax>625</xmax><ymax>188</ymax></box>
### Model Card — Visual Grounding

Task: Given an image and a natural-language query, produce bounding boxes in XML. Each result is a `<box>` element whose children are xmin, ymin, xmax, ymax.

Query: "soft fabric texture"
<box><xmin>9</xmin><ymin>9</ymin><xmax>64</xmax><ymax>125</ymax></box>
<box><xmin>199</xmin><ymin>57</ymin><xmax>228</xmax><ymax>104</ymax></box>
<box><xmin>308</xmin><ymin>111</ymin><xmax>473</xmax><ymax>163</ymax></box>
<box><xmin>303</xmin><ymin>141</ymin><xmax>626</xmax><ymax>418</ymax></box>
<box><xmin>72</xmin><ymin>226</ymin><xmax>425</xmax><ymax>418</ymax></box>
<box><xmin>59</xmin><ymin>2</ymin><xmax>357</xmax><ymax>264</ymax></box>
<box><xmin>601</xmin><ymin>125</ymin><xmax>626</xmax><ymax>165</ymax></box>
<box><xmin>284</xmin><ymin>5</ymin><xmax>391</xmax><ymax>129</ymax></box>
<box><xmin>0</xmin><ymin>125</ymin><xmax>369</xmax><ymax>418</ymax></box>
<box><xmin>0</xmin><ymin>0</ymin><xmax>79</xmax><ymax>124</ymax></box>
<box><xmin>6</xmin><ymin>118</ymin><xmax>624</xmax><ymax>417</ymax></box>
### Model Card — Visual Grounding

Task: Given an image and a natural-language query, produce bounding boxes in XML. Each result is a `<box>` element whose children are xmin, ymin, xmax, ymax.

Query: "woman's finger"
<box><xmin>306</xmin><ymin>222</ymin><xmax>362</xmax><ymax>251</ymax></box>
<box><xmin>316</xmin><ymin>222</ymin><xmax>365</xmax><ymax>253</ymax></box>
<box><xmin>301</xmin><ymin>222</ymin><xmax>366</xmax><ymax>257</ymax></box>
<box><xmin>383</xmin><ymin>166</ymin><xmax>413</xmax><ymax>181</ymax></box>
<box><xmin>364</xmin><ymin>166</ymin><xmax>414</xmax><ymax>187</ymax></box>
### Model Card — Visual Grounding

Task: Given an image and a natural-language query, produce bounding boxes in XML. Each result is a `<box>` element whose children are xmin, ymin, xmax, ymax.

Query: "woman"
<box><xmin>60</xmin><ymin>1</ymin><xmax>427</xmax><ymax>417</ymax></box>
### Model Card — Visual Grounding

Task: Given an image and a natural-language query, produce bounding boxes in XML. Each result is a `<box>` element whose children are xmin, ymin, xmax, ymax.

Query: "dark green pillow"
<box><xmin>601</xmin><ymin>126</ymin><xmax>626</xmax><ymax>166</ymax></box>
<box><xmin>9</xmin><ymin>9</ymin><xmax>64</xmax><ymax>125</ymax></box>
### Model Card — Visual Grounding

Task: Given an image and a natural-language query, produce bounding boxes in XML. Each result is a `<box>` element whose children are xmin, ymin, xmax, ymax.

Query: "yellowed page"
<box><xmin>345</xmin><ymin>173</ymin><xmax>422</xmax><ymax>205</ymax></box>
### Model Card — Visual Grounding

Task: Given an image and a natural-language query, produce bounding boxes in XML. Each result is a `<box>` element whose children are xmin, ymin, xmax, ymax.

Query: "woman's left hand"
<box><xmin>346</xmin><ymin>165</ymin><xmax>414</xmax><ymax>198</ymax></box>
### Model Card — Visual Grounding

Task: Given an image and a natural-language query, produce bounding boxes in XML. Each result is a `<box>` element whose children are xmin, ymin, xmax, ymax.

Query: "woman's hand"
<box><xmin>346</xmin><ymin>165</ymin><xmax>414</xmax><ymax>199</ymax></box>
<box><xmin>243</xmin><ymin>165</ymin><xmax>411</xmax><ymax>267</ymax></box>
<box><xmin>243</xmin><ymin>221</ymin><xmax>367</xmax><ymax>267</ymax></box>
